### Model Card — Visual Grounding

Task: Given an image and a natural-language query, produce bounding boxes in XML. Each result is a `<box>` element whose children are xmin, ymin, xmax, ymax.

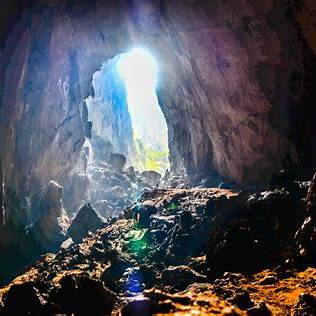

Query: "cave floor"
<box><xmin>0</xmin><ymin>186</ymin><xmax>315</xmax><ymax>315</ymax></box>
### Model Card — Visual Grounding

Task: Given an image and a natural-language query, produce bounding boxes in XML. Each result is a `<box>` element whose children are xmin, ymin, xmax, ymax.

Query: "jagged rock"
<box><xmin>120</xmin><ymin>267</ymin><xmax>145</xmax><ymax>295</ymax></box>
<box><xmin>258</xmin><ymin>274</ymin><xmax>278</xmax><ymax>285</ymax></box>
<box><xmin>68</xmin><ymin>204</ymin><xmax>103</xmax><ymax>242</ymax></box>
<box><xmin>206</xmin><ymin>188</ymin><xmax>306</xmax><ymax>279</ymax></box>
<box><xmin>126</xmin><ymin>166</ymin><xmax>137</xmax><ymax>182</ymax></box>
<box><xmin>306</xmin><ymin>173</ymin><xmax>316</xmax><ymax>215</ymax></box>
<box><xmin>63</xmin><ymin>173</ymin><xmax>89</xmax><ymax>213</ymax></box>
<box><xmin>1</xmin><ymin>187</ymin><xmax>316</xmax><ymax>314</ymax></box>
<box><xmin>206</xmin><ymin>221</ymin><xmax>261</xmax><ymax>279</ymax></box>
<box><xmin>109</xmin><ymin>153</ymin><xmax>127</xmax><ymax>172</ymax></box>
<box><xmin>179</xmin><ymin>210</ymin><xmax>194</xmax><ymax>229</ymax></box>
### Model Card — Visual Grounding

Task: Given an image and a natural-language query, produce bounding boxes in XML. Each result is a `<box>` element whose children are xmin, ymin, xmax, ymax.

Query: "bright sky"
<box><xmin>116</xmin><ymin>48</ymin><xmax>169</xmax><ymax>154</ymax></box>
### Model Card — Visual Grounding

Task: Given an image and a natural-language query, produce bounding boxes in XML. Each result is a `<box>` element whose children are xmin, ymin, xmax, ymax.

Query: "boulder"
<box><xmin>30</xmin><ymin>181</ymin><xmax>70</xmax><ymax>251</ymax></box>
<box><xmin>141</xmin><ymin>171</ymin><xmax>161</xmax><ymax>187</ymax></box>
<box><xmin>68</xmin><ymin>204</ymin><xmax>103</xmax><ymax>242</ymax></box>
<box><xmin>109</xmin><ymin>153</ymin><xmax>126</xmax><ymax>172</ymax></box>
<box><xmin>50</xmin><ymin>274</ymin><xmax>117</xmax><ymax>314</ymax></box>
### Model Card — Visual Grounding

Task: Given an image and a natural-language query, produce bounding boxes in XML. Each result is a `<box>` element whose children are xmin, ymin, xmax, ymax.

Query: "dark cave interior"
<box><xmin>0</xmin><ymin>0</ymin><xmax>316</xmax><ymax>314</ymax></box>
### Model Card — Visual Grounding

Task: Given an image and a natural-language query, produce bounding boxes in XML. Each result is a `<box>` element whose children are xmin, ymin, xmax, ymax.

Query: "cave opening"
<box><xmin>82</xmin><ymin>48</ymin><xmax>170</xmax><ymax>217</ymax></box>
<box><xmin>116</xmin><ymin>48</ymin><xmax>169</xmax><ymax>173</ymax></box>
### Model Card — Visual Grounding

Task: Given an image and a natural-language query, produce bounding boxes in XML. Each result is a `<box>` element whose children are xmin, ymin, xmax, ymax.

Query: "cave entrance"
<box><xmin>85</xmin><ymin>48</ymin><xmax>169</xmax><ymax>174</ymax></box>
<box><xmin>83</xmin><ymin>48</ymin><xmax>170</xmax><ymax>216</ymax></box>
<box><xmin>117</xmin><ymin>48</ymin><xmax>169</xmax><ymax>173</ymax></box>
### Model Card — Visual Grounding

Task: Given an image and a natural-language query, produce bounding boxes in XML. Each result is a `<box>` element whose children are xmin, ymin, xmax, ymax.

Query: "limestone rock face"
<box><xmin>30</xmin><ymin>181</ymin><xmax>69</xmax><ymax>251</ymax></box>
<box><xmin>0</xmin><ymin>0</ymin><xmax>315</xmax><ymax>214</ymax></box>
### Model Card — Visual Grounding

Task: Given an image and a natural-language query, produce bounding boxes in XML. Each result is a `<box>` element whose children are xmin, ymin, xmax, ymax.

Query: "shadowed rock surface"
<box><xmin>68</xmin><ymin>203</ymin><xmax>103</xmax><ymax>243</ymax></box>
<box><xmin>1</xmin><ymin>174</ymin><xmax>315</xmax><ymax>314</ymax></box>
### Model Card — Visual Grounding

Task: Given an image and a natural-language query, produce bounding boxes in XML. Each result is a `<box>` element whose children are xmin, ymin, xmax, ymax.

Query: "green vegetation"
<box><xmin>133</xmin><ymin>137</ymin><xmax>169</xmax><ymax>173</ymax></box>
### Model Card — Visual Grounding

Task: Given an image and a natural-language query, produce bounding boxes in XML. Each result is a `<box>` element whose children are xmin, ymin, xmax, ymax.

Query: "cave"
<box><xmin>78</xmin><ymin>47</ymin><xmax>170</xmax><ymax>217</ymax></box>
<box><xmin>0</xmin><ymin>1</ymin><xmax>316</xmax><ymax>314</ymax></box>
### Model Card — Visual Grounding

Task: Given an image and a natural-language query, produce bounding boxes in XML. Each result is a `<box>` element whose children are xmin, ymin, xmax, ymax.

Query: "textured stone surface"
<box><xmin>0</xmin><ymin>0</ymin><xmax>315</xmax><ymax>208</ymax></box>
<box><xmin>68</xmin><ymin>203</ymin><xmax>103</xmax><ymax>243</ymax></box>
<box><xmin>30</xmin><ymin>180</ymin><xmax>69</xmax><ymax>251</ymax></box>
<box><xmin>0</xmin><ymin>0</ymin><xmax>316</xmax><ymax>286</ymax></box>
<box><xmin>1</xmin><ymin>184</ymin><xmax>316</xmax><ymax>315</ymax></box>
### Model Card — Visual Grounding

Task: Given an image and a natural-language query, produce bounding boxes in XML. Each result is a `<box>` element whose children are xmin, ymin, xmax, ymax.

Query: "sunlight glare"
<box><xmin>116</xmin><ymin>48</ymin><xmax>169</xmax><ymax>173</ymax></box>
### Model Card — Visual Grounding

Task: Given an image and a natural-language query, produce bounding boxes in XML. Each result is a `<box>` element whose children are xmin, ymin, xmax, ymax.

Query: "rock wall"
<box><xmin>86</xmin><ymin>55</ymin><xmax>134</xmax><ymax>162</ymax></box>
<box><xmin>0</xmin><ymin>0</ymin><xmax>315</xmax><ymax>212</ymax></box>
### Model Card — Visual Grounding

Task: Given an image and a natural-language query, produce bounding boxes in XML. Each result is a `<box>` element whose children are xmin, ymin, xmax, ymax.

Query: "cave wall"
<box><xmin>86</xmin><ymin>55</ymin><xmax>134</xmax><ymax>162</ymax></box>
<box><xmin>0</xmin><ymin>0</ymin><xmax>316</xmax><ymax>215</ymax></box>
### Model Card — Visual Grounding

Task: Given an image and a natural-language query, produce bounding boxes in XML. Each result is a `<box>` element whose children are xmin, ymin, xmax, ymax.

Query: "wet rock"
<box><xmin>68</xmin><ymin>203</ymin><xmax>103</xmax><ymax>242</ymax></box>
<box><xmin>293</xmin><ymin>293</ymin><xmax>316</xmax><ymax>316</ymax></box>
<box><xmin>109</xmin><ymin>152</ymin><xmax>126</xmax><ymax>172</ymax></box>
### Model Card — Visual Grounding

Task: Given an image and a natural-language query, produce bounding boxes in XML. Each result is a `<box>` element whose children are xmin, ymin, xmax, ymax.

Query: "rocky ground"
<box><xmin>0</xmin><ymin>173</ymin><xmax>316</xmax><ymax>315</ymax></box>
